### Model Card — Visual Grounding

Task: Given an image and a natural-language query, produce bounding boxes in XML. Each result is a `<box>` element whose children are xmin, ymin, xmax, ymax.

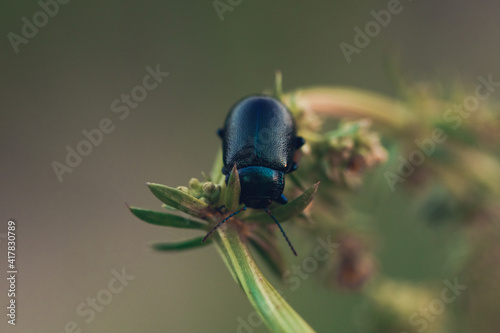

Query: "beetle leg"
<box><xmin>295</xmin><ymin>136</ymin><xmax>305</xmax><ymax>149</ymax></box>
<box><xmin>217</xmin><ymin>128</ymin><xmax>225</xmax><ymax>139</ymax></box>
<box><xmin>275</xmin><ymin>194</ymin><xmax>288</xmax><ymax>205</ymax></box>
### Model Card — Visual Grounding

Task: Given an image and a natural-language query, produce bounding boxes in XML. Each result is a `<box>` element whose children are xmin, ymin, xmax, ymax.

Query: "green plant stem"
<box><xmin>285</xmin><ymin>87</ymin><xmax>414</xmax><ymax>132</ymax></box>
<box><xmin>214</xmin><ymin>224</ymin><xmax>316</xmax><ymax>333</ymax></box>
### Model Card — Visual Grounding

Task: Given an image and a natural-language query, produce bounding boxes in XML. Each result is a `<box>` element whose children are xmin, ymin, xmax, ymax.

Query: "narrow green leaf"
<box><xmin>245</xmin><ymin>182</ymin><xmax>320</xmax><ymax>224</ymax></box>
<box><xmin>161</xmin><ymin>204</ymin><xmax>177</xmax><ymax>211</ymax></box>
<box><xmin>147</xmin><ymin>183</ymin><xmax>208</xmax><ymax>217</ymax></box>
<box><xmin>215</xmin><ymin>225</ymin><xmax>316</xmax><ymax>333</ymax></box>
<box><xmin>224</xmin><ymin>164</ymin><xmax>241</xmax><ymax>211</ymax></box>
<box><xmin>129</xmin><ymin>206</ymin><xmax>207</xmax><ymax>230</ymax></box>
<box><xmin>152</xmin><ymin>236</ymin><xmax>211</xmax><ymax>251</ymax></box>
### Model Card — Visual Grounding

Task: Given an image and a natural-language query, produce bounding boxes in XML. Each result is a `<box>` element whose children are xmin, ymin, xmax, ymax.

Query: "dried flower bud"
<box><xmin>335</xmin><ymin>235</ymin><xmax>375</xmax><ymax>290</ymax></box>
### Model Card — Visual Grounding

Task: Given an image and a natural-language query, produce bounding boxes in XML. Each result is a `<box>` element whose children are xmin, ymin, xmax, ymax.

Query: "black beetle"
<box><xmin>202</xmin><ymin>95</ymin><xmax>305</xmax><ymax>256</ymax></box>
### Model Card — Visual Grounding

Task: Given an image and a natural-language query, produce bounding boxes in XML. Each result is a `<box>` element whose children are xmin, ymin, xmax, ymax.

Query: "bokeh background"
<box><xmin>1</xmin><ymin>1</ymin><xmax>499</xmax><ymax>332</ymax></box>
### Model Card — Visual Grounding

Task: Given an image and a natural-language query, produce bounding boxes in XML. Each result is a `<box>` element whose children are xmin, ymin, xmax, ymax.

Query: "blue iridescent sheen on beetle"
<box><xmin>219</xmin><ymin>95</ymin><xmax>304</xmax><ymax>208</ymax></box>
<box><xmin>202</xmin><ymin>95</ymin><xmax>305</xmax><ymax>256</ymax></box>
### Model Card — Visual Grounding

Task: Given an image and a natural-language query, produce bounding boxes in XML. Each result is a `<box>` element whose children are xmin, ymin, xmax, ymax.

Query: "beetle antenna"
<box><xmin>202</xmin><ymin>206</ymin><xmax>248</xmax><ymax>243</ymax></box>
<box><xmin>265</xmin><ymin>208</ymin><xmax>298</xmax><ymax>256</ymax></box>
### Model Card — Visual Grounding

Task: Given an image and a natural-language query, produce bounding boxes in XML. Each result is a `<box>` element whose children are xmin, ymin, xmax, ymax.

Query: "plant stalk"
<box><xmin>214</xmin><ymin>224</ymin><xmax>316</xmax><ymax>333</ymax></box>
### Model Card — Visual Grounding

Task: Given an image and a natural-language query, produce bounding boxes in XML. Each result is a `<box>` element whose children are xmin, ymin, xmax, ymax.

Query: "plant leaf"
<box><xmin>129</xmin><ymin>206</ymin><xmax>207</xmax><ymax>230</ymax></box>
<box><xmin>146</xmin><ymin>183</ymin><xmax>208</xmax><ymax>217</ymax></box>
<box><xmin>224</xmin><ymin>164</ymin><xmax>241</xmax><ymax>211</ymax></box>
<box><xmin>161</xmin><ymin>204</ymin><xmax>177</xmax><ymax>211</ymax></box>
<box><xmin>245</xmin><ymin>182</ymin><xmax>320</xmax><ymax>224</ymax></box>
<box><xmin>152</xmin><ymin>236</ymin><xmax>211</xmax><ymax>251</ymax></box>
<box><xmin>215</xmin><ymin>225</ymin><xmax>316</xmax><ymax>333</ymax></box>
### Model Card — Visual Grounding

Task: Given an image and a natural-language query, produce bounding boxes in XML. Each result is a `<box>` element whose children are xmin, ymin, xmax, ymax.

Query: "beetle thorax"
<box><xmin>233</xmin><ymin>166</ymin><xmax>285</xmax><ymax>209</ymax></box>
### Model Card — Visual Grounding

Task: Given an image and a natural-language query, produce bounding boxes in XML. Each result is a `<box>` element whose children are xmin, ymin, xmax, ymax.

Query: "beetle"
<box><xmin>202</xmin><ymin>95</ymin><xmax>305</xmax><ymax>256</ymax></box>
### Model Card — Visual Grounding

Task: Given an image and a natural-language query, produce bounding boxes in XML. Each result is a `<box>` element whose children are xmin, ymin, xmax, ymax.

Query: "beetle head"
<box><xmin>234</xmin><ymin>166</ymin><xmax>284</xmax><ymax>209</ymax></box>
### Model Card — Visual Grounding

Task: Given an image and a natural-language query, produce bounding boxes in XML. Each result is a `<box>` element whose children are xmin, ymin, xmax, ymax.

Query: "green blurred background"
<box><xmin>1</xmin><ymin>1</ymin><xmax>499</xmax><ymax>332</ymax></box>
